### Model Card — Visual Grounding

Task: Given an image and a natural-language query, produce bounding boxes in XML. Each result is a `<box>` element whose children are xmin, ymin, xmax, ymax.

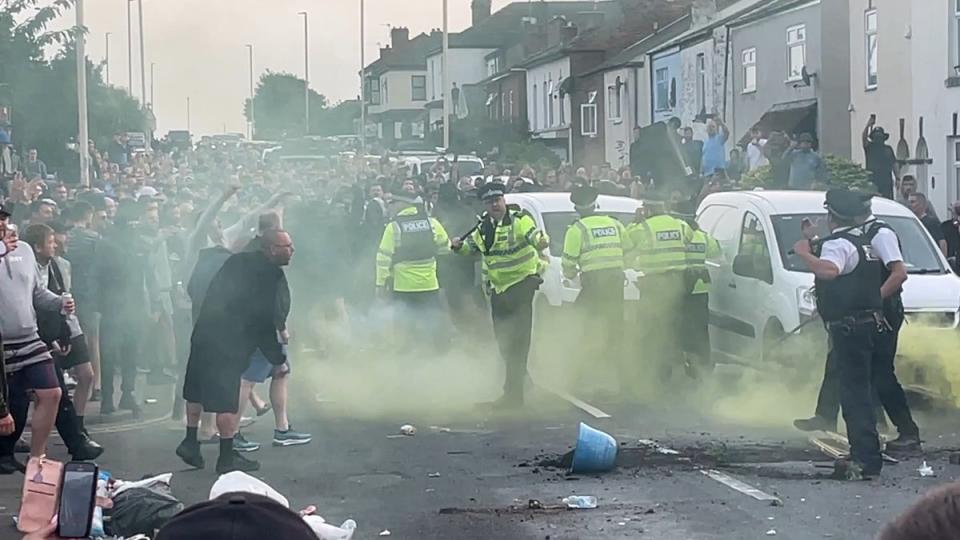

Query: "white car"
<box><xmin>506</xmin><ymin>192</ymin><xmax>643</xmax><ymax>306</ymax></box>
<box><xmin>697</xmin><ymin>190</ymin><xmax>960</xmax><ymax>368</ymax></box>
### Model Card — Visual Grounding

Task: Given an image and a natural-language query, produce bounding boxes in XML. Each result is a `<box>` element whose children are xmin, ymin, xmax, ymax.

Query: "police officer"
<box><xmin>625</xmin><ymin>200</ymin><xmax>693</xmax><ymax>382</ymax></box>
<box><xmin>680</xmin><ymin>214</ymin><xmax>721</xmax><ymax>376</ymax></box>
<box><xmin>791</xmin><ymin>189</ymin><xmax>885</xmax><ymax>479</ymax></box>
<box><xmin>562</xmin><ymin>185</ymin><xmax>632</xmax><ymax>370</ymax></box>
<box><xmin>376</xmin><ymin>193</ymin><xmax>451</xmax><ymax>351</ymax></box>
<box><xmin>793</xmin><ymin>199</ymin><xmax>921</xmax><ymax>453</ymax></box>
<box><xmin>451</xmin><ymin>182</ymin><xmax>549</xmax><ymax>408</ymax></box>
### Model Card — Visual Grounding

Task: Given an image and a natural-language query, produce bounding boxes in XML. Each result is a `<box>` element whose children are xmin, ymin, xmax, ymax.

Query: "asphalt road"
<box><xmin>2</xmin><ymin>365</ymin><xmax>960</xmax><ymax>540</ymax></box>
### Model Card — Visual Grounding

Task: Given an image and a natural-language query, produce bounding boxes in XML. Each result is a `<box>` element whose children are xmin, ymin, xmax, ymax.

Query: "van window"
<box><xmin>710</xmin><ymin>206</ymin><xmax>742</xmax><ymax>259</ymax></box>
<box><xmin>736</xmin><ymin>212</ymin><xmax>773</xmax><ymax>281</ymax></box>
<box><xmin>697</xmin><ymin>204</ymin><xmax>735</xmax><ymax>235</ymax></box>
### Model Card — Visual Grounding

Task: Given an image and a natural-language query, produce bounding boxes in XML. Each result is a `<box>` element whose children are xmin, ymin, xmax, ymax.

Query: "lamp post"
<box><xmin>77</xmin><ymin>0</ymin><xmax>90</xmax><ymax>187</ymax></box>
<box><xmin>150</xmin><ymin>62</ymin><xmax>155</xmax><ymax>108</ymax></box>
<box><xmin>246</xmin><ymin>44</ymin><xmax>255</xmax><ymax>140</ymax></box>
<box><xmin>137</xmin><ymin>0</ymin><xmax>146</xmax><ymax>107</ymax></box>
<box><xmin>104</xmin><ymin>32</ymin><xmax>111</xmax><ymax>85</ymax></box>
<box><xmin>298</xmin><ymin>11</ymin><xmax>310</xmax><ymax>136</ymax></box>
<box><xmin>442</xmin><ymin>0</ymin><xmax>450</xmax><ymax>149</ymax></box>
<box><xmin>186</xmin><ymin>96</ymin><xmax>191</xmax><ymax>133</ymax></box>
<box><xmin>127</xmin><ymin>0</ymin><xmax>134</xmax><ymax>94</ymax></box>
<box><xmin>359</xmin><ymin>0</ymin><xmax>366</xmax><ymax>154</ymax></box>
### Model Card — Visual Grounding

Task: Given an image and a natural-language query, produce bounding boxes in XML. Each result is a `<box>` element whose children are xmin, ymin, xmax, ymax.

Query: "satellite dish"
<box><xmin>801</xmin><ymin>66</ymin><xmax>818</xmax><ymax>86</ymax></box>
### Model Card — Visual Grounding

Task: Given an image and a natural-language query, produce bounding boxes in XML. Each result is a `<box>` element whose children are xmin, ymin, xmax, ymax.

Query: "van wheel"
<box><xmin>761</xmin><ymin>321</ymin><xmax>786</xmax><ymax>365</ymax></box>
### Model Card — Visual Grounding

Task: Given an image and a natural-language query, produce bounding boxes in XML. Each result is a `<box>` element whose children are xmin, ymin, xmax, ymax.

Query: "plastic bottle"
<box><xmin>562</xmin><ymin>495</ymin><xmax>598</xmax><ymax>509</ymax></box>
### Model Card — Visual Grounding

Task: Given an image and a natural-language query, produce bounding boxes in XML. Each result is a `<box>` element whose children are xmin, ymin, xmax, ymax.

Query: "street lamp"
<box><xmin>137</xmin><ymin>0</ymin><xmax>146</xmax><ymax>108</ymax></box>
<box><xmin>359</xmin><ymin>0</ymin><xmax>366</xmax><ymax>154</ymax></box>
<box><xmin>127</xmin><ymin>0</ymin><xmax>134</xmax><ymax>94</ymax></box>
<box><xmin>186</xmin><ymin>96</ymin><xmax>191</xmax><ymax>132</ymax></box>
<box><xmin>299</xmin><ymin>11</ymin><xmax>309</xmax><ymax>136</ymax></box>
<box><xmin>76</xmin><ymin>0</ymin><xmax>90</xmax><ymax>187</ymax></box>
<box><xmin>150</xmin><ymin>62</ymin><xmax>155</xmax><ymax>108</ymax></box>
<box><xmin>442</xmin><ymin>0</ymin><xmax>450</xmax><ymax>149</ymax></box>
<box><xmin>246</xmin><ymin>44</ymin><xmax>255</xmax><ymax>140</ymax></box>
<box><xmin>104</xmin><ymin>32</ymin><xmax>111</xmax><ymax>85</ymax></box>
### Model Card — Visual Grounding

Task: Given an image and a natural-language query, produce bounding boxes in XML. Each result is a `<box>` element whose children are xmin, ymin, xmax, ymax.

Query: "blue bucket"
<box><xmin>570</xmin><ymin>422</ymin><xmax>618</xmax><ymax>474</ymax></box>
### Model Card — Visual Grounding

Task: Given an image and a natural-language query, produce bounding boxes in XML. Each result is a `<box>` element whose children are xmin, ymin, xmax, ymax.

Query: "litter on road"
<box><xmin>918</xmin><ymin>461</ymin><xmax>936</xmax><ymax>477</ymax></box>
<box><xmin>562</xmin><ymin>495</ymin><xmax>598</xmax><ymax>509</ymax></box>
<box><xmin>400</xmin><ymin>424</ymin><xmax>417</xmax><ymax>436</ymax></box>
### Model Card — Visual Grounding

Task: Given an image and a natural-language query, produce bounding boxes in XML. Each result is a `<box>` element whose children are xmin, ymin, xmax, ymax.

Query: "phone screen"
<box><xmin>57</xmin><ymin>464</ymin><xmax>97</xmax><ymax>538</ymax></box>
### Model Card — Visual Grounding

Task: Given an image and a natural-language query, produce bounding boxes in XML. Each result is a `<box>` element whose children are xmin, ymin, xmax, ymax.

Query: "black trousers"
<box><xmin>828</xmin><ymin>320</ymin><xmax>883</xmax><ymax>472</ymax></box>
<box><xmin>578</xmin><ymin>270</ymin><xmax>624</xmax><ymax>364</ymax></box>
<box><xmin>490</xmin><ymin>277</ymin><xmax>539</xmax><ymax>401</ymax></box>
<box><xmin>682</xmin><ymin>293</ymin><xmax>710</xmax><ymax>364</ymax></box>
<box><xmin>99</xmin><ymin>319</ymin><xmax>139</xmax><ymax>403</ymax></box>
<box><xmin>814</xmin><ymin>309</ymin><xmax>919</xmax><ymax>437</ymax></box>
<box><xmin>0</xmin><ymin>363</ymin><xmax>86</xmax><ymax>459</ymax></box>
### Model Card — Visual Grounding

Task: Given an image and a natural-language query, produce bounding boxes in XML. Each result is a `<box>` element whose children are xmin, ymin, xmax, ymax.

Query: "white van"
<box><xmin>506</xmin><ymin>192</ymin><xmax>642</xmax><ymax>307</ymax></box>
<box><xmin>696</xmin><ymin>190</ymin><xmax>960</xmax><ymax>367</ymax></box>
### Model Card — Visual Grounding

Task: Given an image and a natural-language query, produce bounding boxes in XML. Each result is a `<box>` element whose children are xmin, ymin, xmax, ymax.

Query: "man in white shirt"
<box><xmin>745</xmin><ymin>128</ymin><xmax>768</xmax><ymax>171</ymax></box>
<box><xmin>791</xmin><ymin>189</ymin><xmax>886</xmax><ymax>480</ymax></box>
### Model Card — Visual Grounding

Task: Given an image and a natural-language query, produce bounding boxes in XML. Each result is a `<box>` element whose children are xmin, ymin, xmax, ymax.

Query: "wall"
<box><xmin>911</xmin><ymin>0</ymin><xmax>960</xmax><ymax>213</ymax></box>
<box><xmin>650</xmin><ymin>48</ymin><xmax>682</xmax><ymax>124</ymax></box>
<box><xmin>819</xmin><ymin>0</ymin><xmax>851</xmax><ymax>157</ymax></box>
<box><xmin>526</xmin><ymin>56</ymin><xmax>572</xmax><ymax>135</ymax></box>
<box><xmin>848</xmin><ymin>0</ymin><xmax>913</xmax><ymax>174</ymax></box>
<box><xmin>602</xmin><ymin>66</ymin><xmax>642</xmax><ymax>168</ymax></box>
<box><xmin>377</xmin><ymin>69</ymin><xmax>427</xmax><ymax>111</ymax></box>
<box><xmin>730</xmin><ymin>2</ymin><xmax>821</xmax><ymax>147</ymax></box>
<box><xmin>678</xmin><ymin>38</ymin><xmax>717</xmax><ymax>137</ymax></box>
<box><xmin>425</xmin><ymin>48</ymin><xmax>495</xmax><ymax>103</ymax></box>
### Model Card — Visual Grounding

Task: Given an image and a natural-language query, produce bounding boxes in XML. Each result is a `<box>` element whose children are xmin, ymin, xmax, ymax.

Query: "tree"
<box><xmin>0</xmin><ymin>0</ymin><xmax>147</xmax><ymax>181</ymax></box>
<box><xmin>741</xmin><ymin>155</ymin><xmax>875</xmax><ymax>192</ymax></box>
<box><xmin>244</xmin><ymin>71</ymin><xmax>334</xmax><ymax>140</ymax></box>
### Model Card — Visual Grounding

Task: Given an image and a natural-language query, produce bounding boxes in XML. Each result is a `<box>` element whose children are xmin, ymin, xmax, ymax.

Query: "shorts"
<box><xmin>8</xmin><ymin>360</ymin><xmax>60</xmax><ymax>392</ymax></box>
<box><xmin>182</xmin><ymin>360</ymin><xmax>244</xmax><ymax>414</ymax></box>
<box><xmin>55</xmin><ymin>337</ymin><xmax>90</xmax><ymax>371</ymax></box>
<box><xmin>241</xmin><ymin>349</ymin><xmax>290</xmax><ymax>384</ymax></box>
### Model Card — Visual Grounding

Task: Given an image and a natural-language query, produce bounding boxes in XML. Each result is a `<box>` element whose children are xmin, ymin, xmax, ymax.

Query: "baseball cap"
<box><xmin>155</xmin><ymin>492</ymin><xmax>318</xmax><ymax>540</ymax></box>
<box><xmin>0</xmin><ymin>203</ymin><xmax>10</xmax><ymax>218</ymax></box>
<box><xmin>824</xmin><ymin>189</ymin><xmax>872</xmax><ymax>220</ymax></box>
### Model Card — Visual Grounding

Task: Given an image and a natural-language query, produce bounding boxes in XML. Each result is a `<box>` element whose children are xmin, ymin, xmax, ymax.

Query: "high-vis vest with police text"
<box><xmin>625</xmin><ymin>214</ymin><xmax>692</xmax><ymax>275</ymax></box>
<box><xmin>561</xmin><ymin>214</ymin><xmax>631</xmax><ymax>277</ymax></box>
<box><xmin>460</xmin><ymin>211</ymin><xmax>548</xmax><ymax>294</ymax></box>
<box><xmin>376</xmin><ymin>206</ymin><xmax>450</xmax><ymax>292</ymax></box>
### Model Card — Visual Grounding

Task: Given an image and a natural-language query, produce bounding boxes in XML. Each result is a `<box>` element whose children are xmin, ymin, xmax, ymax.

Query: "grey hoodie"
<box><xmin>0</xmin><ymin>241</ymin><xmax>64</xmax><ymax>342</ymax></box>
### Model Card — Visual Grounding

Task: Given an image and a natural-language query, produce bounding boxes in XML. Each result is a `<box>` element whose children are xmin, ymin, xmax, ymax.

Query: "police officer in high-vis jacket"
<box><xmin>680</xmin><ymin>214</ymin><xmax>721</xmax><ymax>375</ymax></box>
<box><xmin>376</xmin><ymin>193</ymin><xmax>450</xmax><ymax>351</ymax></box>
<box><xmin>451</xmin><ymin>182</ymin><xmax>549</xmax><ymax>408</ymax></box>
<box><xmin>791</xmin><ymin>189</ymin><xmax>886</xmax><ymax>480</ymax></box>
<box><xmin>562</xmin><ymin>185</ymin><xmax>632</xmax><ymax>368</ymax></box>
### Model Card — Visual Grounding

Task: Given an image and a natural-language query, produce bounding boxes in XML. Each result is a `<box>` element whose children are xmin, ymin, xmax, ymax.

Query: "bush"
<box><xmin>739</xmin><ymin>155</ymin><xmax>875</xmax><ymax>193</ymax></box>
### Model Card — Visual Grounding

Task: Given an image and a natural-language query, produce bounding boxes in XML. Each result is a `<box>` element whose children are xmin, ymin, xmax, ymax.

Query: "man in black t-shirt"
<box><xmin>862</xmin><ymin>118</ymin><xmax>899</xmax><ymax>199</ymax></box>
<box><xmin>909</xmin><ymin>192</ymin><xmax>947</xmax><ymax>255</ymax></box>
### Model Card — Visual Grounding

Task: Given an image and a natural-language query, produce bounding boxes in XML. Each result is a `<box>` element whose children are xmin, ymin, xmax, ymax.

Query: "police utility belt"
<box><xmin>825</xmin><ymin>310</ymin><xmax>891</xmax><ymax>334</ymax></box>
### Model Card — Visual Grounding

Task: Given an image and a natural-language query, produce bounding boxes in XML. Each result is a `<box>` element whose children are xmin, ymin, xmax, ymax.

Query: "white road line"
<box><xmin>537</xmin><ymin>384</ymin><xmax>611</xmax><ymax>419</ymax></box>
<box><xmin>701</xmin><ymin>469</ymin><xmax>783</xmax><ymax>505</ymax></box>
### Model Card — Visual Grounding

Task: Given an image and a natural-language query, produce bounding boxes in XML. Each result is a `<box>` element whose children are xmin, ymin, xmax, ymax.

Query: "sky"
<box><xmin>60</xmin><ymin>0</ymin><xmax>531</xmax><ymax>136</ymax></box>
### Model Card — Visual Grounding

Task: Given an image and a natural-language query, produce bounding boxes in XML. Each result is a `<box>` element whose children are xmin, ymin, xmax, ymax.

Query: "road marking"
<box><xmin>537</xmin><ymin>384</ymin><xmax>611</xmax><ymax>419</ymax></box>
<box><xmin>701</xmin><ymin>469</ymin><xmax>782</xmax><ymax>505</ymax></box>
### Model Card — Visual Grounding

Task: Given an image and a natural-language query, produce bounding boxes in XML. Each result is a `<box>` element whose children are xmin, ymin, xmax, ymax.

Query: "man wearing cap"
<box><xmin>794</xmin><ymin>191</ymin><xmax>921</xmax><ymax>454</ymax></box>
<box><xmin>863</xmin><ymin>116</ymin><xmax>900</xmax><ymax>199</ymax></box>
<box><xmin>791</xmin><ymin>189</ymin><xmax>889</xmax><ymax>479</ymax></box>
<box><xmin>786</xmin><ymin>133</ymin><xmax>829</xmax><ymax>190</ymax></box>
<box><xmin>624</xmin><ymin>200</ymin><xmax>694</xmax><ymax>384</ymax></box>
<box><xmin>451</xmin><ymin>182</ymin><xmax>549</xmax><ymax>408</ymax></box>
<box><xmin>562</xmin><ymin>185</ymin><xmax>631</xmax><ymax>372</ymax></box>
<box><xmin>375</xmin><ymin>192</ymin><xmax>451</xmax><ymax>352</ymax></box>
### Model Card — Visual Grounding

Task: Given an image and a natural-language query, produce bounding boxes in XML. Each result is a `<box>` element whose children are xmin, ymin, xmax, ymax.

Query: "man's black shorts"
<box><xmin>182</xmin><ymin>360</ymin><xmax>244</xmax><ymax>414</ymax></box>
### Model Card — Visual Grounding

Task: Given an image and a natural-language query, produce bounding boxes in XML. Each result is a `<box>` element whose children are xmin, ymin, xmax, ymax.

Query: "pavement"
<box><xmin>2</xmin><ymin>359</ymin><xmax>960</xmax><ymax>539</ymax></box>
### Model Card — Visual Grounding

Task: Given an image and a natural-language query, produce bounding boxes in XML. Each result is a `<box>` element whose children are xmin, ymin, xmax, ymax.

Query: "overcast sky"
<box><xmin>65</xmin><ymin>0</ymin><xmax>528</xmax><ymax>136</ymax></box>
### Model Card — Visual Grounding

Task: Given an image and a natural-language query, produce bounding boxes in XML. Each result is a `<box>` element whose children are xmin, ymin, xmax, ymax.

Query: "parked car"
<box><xmin>405</xmin><ymin>155</ymin><xmax>484</xmax><ymax>178</ymax></box>
<box><xmin>696</xmin><ymin>190</ymin><xmax>960</xmax><ymax>376</ymax></box>
<box><xmin>506</xmin><ymin>192</ymin><xmax>642</xmax><ymax>307</ymax></box>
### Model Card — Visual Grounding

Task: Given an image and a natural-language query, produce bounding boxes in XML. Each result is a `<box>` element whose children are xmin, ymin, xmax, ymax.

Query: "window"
<box><xmin>369</xmin><ymin>78</ymin><xmax>381</xmax><ymax>105</ymax></box>
<box><xmin>486</xmin><ymin>92</ymin><xmax>500</xmax><ymax>119</ymax></box>
<box><xmin>742</xmin><ymin>48</ymin><xmax>757</xmax><ymax>93</ymax></box>
<box><xmin>787</xmin><ymin>24</ymin><xmax>806</xmax><ymax>81</ymax></box>
<box><xmin>532</xmin><ymin>84</ymin><xmax>539</xmax><ymax>129</ymax></box>
<box><xmin>865</xmin><ymin>10</ymin><xmax>878</xmax><ymax>88</ymax></box>
<box><xmin>411</xmin><ymin>121</ymin><xmax>424</xmax><ymax>138</ymax></box>
<box><xmin>544</xmin><ymin>80</ymin><xmax>552</xmax><ymax>127</ymax></box>
<box><xmin>559</xmin><ymin>93</ymin><xmax>566</xmax><ymax>125</ymax></box>
<box><xmin>393</xmin><ymin>122</ymin><xmax>403</xmax><ymax>139</ymax></box>
<box><xmin>382</xmin><ymin>77</ymin><xmax>389</xmax><ymax>105</ymax></box>
<box><xmin>486</xmin><ymin>57</ymin><xmax>500</xmax><ymax>77</ymax></box>
<box><xmin>736</xmin><ymin>212</ymin><xmax>772</xmax><ymax>283</ymax></box>
<box><xmin>411</xmin><ymin>75</ymin><xmax>426</xmax><ymax>101</ymax></box>
<box><xmin>953</xmin><ymin>0</ymin><xmax>960</xmax><ymax>74</ymax></box>
<box><xmin>696</xmin><ymin>53</ymin><xmax>706</xmax><ymax>113</ymax></box>
<box><xmin>508</xmin><ymin>90</ymin><xmax>514</xmax><ymax>118</ymax></box>
<box><xmin>608</xmin><ymin>77</ymin><xmax>623</xmax><ymax>121</ymax></box>
<box><xmin>581</xmin><ymin>104</ymin><xmax>598</xmax><ymax>136</ymax></box>
<box><xmin>655</xmin><ymin>68</ymin><xmax>669</xmax><ymax>111</ymax></box>
<box><xmin>952</xmin><ymin>139</ymin><xmax>960</xmax><ymax>207</ymax></box>
<box><xmin>429</xmin><ymin>59</ymin><xmax>437</xmax><ymax>100</ymax></box>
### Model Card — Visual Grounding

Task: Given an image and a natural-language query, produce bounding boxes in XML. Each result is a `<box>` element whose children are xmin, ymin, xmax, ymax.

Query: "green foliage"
<box><xmin>0</xmin><ymin>0</ymin><xmax>147</xmax><ymax>181</ymax></box>
<box><xmin>740</xmin><ymin>155</ymin><xmax>875</xmax><ymax>192</ymax></box>
<box><xmin>244</xmin><ymin>71</ymin><xmax>357</xmax><ymax>140</ymax></box>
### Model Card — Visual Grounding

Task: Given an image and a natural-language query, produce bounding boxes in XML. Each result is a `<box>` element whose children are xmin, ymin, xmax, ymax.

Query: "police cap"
<box><xmin>477</xmin><ymin>181</ymin><xmax>507</xmax><ymax>201</ymax></box>
<box><xmin>824</xmin><ymin>189</ymin><xmax>872</xmax><ymax>220</ymax></box>
<box><xmin>570</xmin><ymin>184</ymin><xmax>599</xmax><ymax>208</ymax></box>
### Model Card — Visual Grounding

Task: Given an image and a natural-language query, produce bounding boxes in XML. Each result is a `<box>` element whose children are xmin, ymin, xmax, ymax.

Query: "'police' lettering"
<box><xmin>592</xmin><ymin>227</ymin><xmax>618</xmax><ymax>238</ymax></box>
<box><xmin>862</xmin><ymin>245</ymin><xmax>878</xmax><ymax>261</ymax></box>
<box><xmin>656</xmin><ymin>230</ymin><xmax>681</xmax><ymax>242</ymax></box>
<box><xmin>400</xmin><ymin>220</ymin><xmax>432</xmax><ymax>233</ymax></box>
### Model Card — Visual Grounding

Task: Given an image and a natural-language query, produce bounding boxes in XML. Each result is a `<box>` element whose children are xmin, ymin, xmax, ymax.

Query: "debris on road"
<box><xmin>400</xmin><ymin>424</ymin><xmax>417</xmax><ymax>436</ymax></box>
<box><xmin>378</xmin><ymin>530</ymin><xmax>392</xmax><ymax>536</ymax></box>
<box><xmin>766</xmin><ymin>529</ymin><xmax>777</xmax><ymax>536</ymax></box>
<box><xmin>428</xmin><ymin>472</ymin><xmax>441</xmax><ymax>478</ymax></box>
<box><xmin>562</xmin><ymin>495</ymin><xmax>598</xmax><ymax>509</ymax></box>
<box><xmin>570</xmin><ymin>423</ymin><xmax>618</xmax><ymax>474</ymax></box>
<box><xmin>528</xmin><ymin>499</ymin><xmax>543</xmax><ymax>510</ymax></box>
<box><xmin>637</xmin><ymin>439</ymin><xmax>680</xmax><ymax>455</ymax></box>
<box><xmin>303</xmin><ymin>516</ymin><xmax>357</xmax><ymax>540</ymax></box>
<box><xmin>918</xmin><ymin>461</ymin><xmax>936</xmax><ymax>477</ymax></box>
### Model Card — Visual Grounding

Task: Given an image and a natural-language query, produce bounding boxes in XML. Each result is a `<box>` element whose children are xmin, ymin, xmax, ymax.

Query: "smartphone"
<box><xmin>57</xmin><ymin>462</ymin><xmax>98</xmax><ymax>538</ymax></box>
<box><xmin>870</xmin><ymin>113</ymin><xmax>877</xmax><ymax>123</ymax></box>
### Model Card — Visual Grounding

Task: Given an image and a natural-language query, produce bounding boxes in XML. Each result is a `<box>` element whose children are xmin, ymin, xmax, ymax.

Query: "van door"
<box><xmin>696</xmin><ymin>203</ymin><xmax>741</xmax><ymax>359</ymax></box>
<box><xmin>727</xmin><ymin>209</ymin><xmax>777</xmax><ymax>361</ymax></box>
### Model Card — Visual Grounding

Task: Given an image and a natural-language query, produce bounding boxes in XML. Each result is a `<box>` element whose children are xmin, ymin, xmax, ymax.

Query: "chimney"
<box><xmin>379</xmin><ymin>45</ymin><xmax>391</xmax><ymax>59</ymax></box>
<box><xmin>546</xmin><ymin>16</ymin><xmax>568</xmax><ymax>47</ymax></box>
<box><xmin>560</xmin><ymin>23</ymin><xmax>579</xmax><ymax>43</ymax></box>
<box><xmin>471</xmin><ymin>0</ymin><xmax>492</xmax><ymax>26</ymax></box>
<box><xmin>575</xmin><ymin>11</ymin><xmax>605</xmax><ymax>31</ymax></box>
<box><xmin>691</xmin><ymin>0</ymin><xmax>719</xmax><ymax>27</ymax></box>
<box><xmin>390</xmin><ymin>27</ymin><xmax>410</xmax><ymax>48</ymax></box>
